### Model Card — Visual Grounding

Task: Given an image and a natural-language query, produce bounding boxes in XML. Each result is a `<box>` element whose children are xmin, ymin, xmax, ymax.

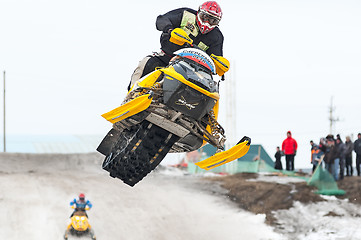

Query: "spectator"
<box><xmin>322</xmin><ymin>135</ymin><xmax>340</xmax><ymax>181</ymax></box>
<box><xmin>318</xmin><ymin>137</ymin><xmax>326</xmax><ymax>160</ymax></box>
<box><xmin>310</xmin><ymin>140</ymin><xmax>317</xmax><ymax>151</ymax></box>
<box><xmin>274</xmin><ymin>146</ymin><xmax>283</xmax><ymax>170</ymax></box>
<box><xmin>336</xmin><ymin>137</ymin><xmax>346</xmax><ymax>180</ymax></box>
<box><xmin>354</xmin><ymin>133</ymin><xmax>361</xmax><ymax>176</ymax></box>
<box><xmin>311</xmin><ymin>144</ymin><xmax>321</xmax><ymax>173</ymax></box>
<box><xmin>310</xmin><ymin>140</ymin><xmax>314</xmax><ymax>166</ymax></box>
<box><xmin>310</xmin><ymin>140</ymin><xmax>316</xmax><ymax>149</ymax></box>
<box><xmin>282</xmin><ymin>131</ymin><xmax>298</xmax><ymax>171</ymax></box>
<box><xmin>336</xmin><ymin>134</ymin><xmax>343</xmax><ymax>143</ymax></box>
<box><xmin>344</xmin><ymin>136</ymin><xmax>354</xmax><ymax>176</ymax></box>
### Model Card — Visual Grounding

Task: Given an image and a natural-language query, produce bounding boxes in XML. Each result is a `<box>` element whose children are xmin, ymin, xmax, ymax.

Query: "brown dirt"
<box><xmin>207</xmin><ymin>173</ymin><xmax>361</xmax><ymax>226</ymax></box>
<box><xmin>336</xmin><ymin>176</ymin><xmax>361</xmax><ymax>204</ymax></box>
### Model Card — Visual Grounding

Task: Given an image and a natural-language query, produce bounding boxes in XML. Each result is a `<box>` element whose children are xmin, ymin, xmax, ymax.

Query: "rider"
<box><xmin>128</xmin><ymin>1</ymin><xmax>224</xmax><ymax>90</ymax></box>
<box><xmin>70</xmin><ymin>193</ymin><xmax>92</xmax><ymax>217</ymax></box>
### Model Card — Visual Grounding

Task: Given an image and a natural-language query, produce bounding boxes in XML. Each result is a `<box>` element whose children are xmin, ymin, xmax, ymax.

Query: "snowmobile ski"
<box><xmin>195</xmin><ymin>137</ymin><xmax>251</xmax><ymax>170</ymax></box>
<box><xmin>101</xmin><ymin>93</ymin><xmax>153</xmax><ymax>124</ymax></box>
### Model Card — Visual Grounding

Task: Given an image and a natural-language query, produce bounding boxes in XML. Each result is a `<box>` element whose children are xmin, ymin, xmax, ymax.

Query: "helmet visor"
<box><xmin>198</xmin><ymin>10</ymin><xmax>220</xmax><ymax>26</ymax></box>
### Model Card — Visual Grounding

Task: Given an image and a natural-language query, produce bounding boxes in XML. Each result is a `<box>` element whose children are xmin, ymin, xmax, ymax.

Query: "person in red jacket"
<box><xmin>282</xmin><ymin>131</ymin><xmax>298</xmax><ymax>171</ymax></box>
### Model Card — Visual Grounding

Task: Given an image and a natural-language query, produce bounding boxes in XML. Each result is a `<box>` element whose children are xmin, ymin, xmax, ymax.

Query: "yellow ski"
<box><xmin>195</xmin><ymin>137</ymin><xmax>251</xmax><ymax>170</ymax></box>
<box><xmin>101</xmin><ymin>93</ymin><xmax>153</xmax><ymax>124</ymax></box>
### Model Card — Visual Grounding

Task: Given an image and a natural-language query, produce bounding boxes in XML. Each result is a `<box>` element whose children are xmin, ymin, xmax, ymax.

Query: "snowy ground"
<box><xmin>257</xmin><ymin>174</ymin><xmax>361</xmax><ymax>240</ymax></box>
<box><xmin>0</xmin><ymin>153</ymin><xmax>281</xmax><ymax>240</ymax></box>
<box><xmin>1</xmin><ymin>153</ymin><xmax>361</xmax><ymax>240</ymax></box>
<box><xmin>274</xmin><ymin>197</ymin><xmax>361</xmax><ymax>240</ymax></box>
<box><xmin>212</xmin><ymin>171</ymin><xmax>361</xmax><ymax>240</ymax></box>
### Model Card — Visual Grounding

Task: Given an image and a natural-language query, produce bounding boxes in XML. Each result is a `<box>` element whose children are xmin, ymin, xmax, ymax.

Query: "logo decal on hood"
<box><xmin>175</xmin><ymin>96</ymin><xmax>199</xmax><ymax>110</ymax></box>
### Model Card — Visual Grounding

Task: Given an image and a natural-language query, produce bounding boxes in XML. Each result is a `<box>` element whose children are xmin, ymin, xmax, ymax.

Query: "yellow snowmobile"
<box><xmin>97</xmin><ymin>28</ymin><xmax>251</xmax><ymax>186</ymax></box>
<box><xmin>64</xmin><ymin>206</ymin><xmax>96</xmax><ymax>240</ymax></box>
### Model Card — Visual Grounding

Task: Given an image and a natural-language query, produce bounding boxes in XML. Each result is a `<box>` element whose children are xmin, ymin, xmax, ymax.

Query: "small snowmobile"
<box><xmin>97</xmin><ymin>28</ymin><xmax>251</xmax><ymax>186</ymax></box>
<box><xmin>64</xmin><ymin>207</ymin><xmax>96</xmax><ymax>240</ymax></box>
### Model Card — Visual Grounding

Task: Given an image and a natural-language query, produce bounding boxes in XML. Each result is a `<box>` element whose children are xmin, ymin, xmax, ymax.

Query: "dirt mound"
<box><xmin>208</xmin><ymin>173</ymin><xmax>325</xmax><ymax>225</ymax></box>
<box><xmin>336</xmin><ymin>176</ymin><xmax>361</xmax><ymax>204</ymax></box>
<box><xmin>207</xmin><ymin>172</ymin><xmax>361</xmax><ymax>226</ymax></box>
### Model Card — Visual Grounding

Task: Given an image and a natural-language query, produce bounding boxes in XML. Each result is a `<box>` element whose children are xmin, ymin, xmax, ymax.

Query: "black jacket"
<box><xmin>354</xmin><ymin>138</ymin><xmax>361</xmax><ymax>155</ymax></box>
<box><xmin>344</xmin><ymin>140</ymin><xmax>354</xmax><ymax>158</ymax></box>
<box><xmin>336</xmin><ymin>142</ymin><xmax>346</xmax><ymax>159</ymax></box>
<box><xmin>275</xmin><ymin>151</ymin><xmax>282</xmax><ymax>161</ymax></box>
<box><xmin>324</xmin><ymin>145</ymin><xmax>340</xmax><ymax>164</ymax></box>
<box><xmin>156</xmin><ymin>8</ymin><xmax>224</xmax><ymax>56</ymax></box>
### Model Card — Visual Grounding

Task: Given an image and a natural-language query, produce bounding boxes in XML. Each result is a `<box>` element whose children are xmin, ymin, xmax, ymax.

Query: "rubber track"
<box><xmin>102</xmin><ymin>121</ymin><xmax>179</xmax><ymax>187</ymax></box>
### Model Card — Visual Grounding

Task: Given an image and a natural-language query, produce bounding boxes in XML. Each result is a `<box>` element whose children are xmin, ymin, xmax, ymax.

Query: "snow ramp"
<box><xmin>0</xmin><ymin>152</ymin><xmax>283</xmax><ymax>240</ymax></box>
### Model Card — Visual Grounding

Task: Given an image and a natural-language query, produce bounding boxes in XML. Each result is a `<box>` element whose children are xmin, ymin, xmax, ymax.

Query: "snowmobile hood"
<box><xmin>174</xmin><ymin>48</ymin><xmax>216</xmax><ymax>75</ymax></box>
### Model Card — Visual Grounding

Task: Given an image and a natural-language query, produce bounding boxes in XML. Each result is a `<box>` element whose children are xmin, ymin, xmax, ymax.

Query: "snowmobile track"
<box><xmin>102</xmin><ymin>120</ymin><xmax>179</xmax><ymax>186</ymax></box>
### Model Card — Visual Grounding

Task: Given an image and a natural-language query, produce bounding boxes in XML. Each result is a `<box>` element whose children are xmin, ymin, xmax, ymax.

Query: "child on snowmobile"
<box><xmin>70</xmin><ymin>193</ymin><xmax>92</xmax><ymax>218</ymax></box>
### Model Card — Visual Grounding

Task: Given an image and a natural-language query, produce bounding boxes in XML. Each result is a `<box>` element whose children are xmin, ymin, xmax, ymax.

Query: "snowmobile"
<box><xmin>64</xmin><ymin>206</ymin><xmax>96</xmax><ymax>240</ymax></box>
<box><xmin>97</xmin><ymin>28</ymin><xmax>251</xmax><ymax>187</ymax></box>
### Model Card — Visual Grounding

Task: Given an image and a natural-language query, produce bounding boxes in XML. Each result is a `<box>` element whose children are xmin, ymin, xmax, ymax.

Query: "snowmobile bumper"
<box><xmin>195</xmin><ymin>136</ymin><xmax>251</xmax><ymax>170</ymax></box>
<box><xmin>102</xmin><ymin>93</ymin><xmax>153</xmax><ymax>124</ymax></box>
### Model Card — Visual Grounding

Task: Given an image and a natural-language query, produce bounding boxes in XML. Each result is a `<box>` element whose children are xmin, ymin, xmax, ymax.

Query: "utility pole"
<box><xmin>3</xmin><ymin>71</ymin><xmax>6</xmax><ymax>152</ymax></box>
<box><xmin>329</xmin><ymin>96</ymin><xmax>339</xmax><ymax>135</ymax></box>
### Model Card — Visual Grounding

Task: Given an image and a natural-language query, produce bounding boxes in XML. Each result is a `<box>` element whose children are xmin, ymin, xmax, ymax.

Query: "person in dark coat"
<box><xmin>322</xmin><ymin>135</ymin><xmax>340</xmax><ymax>180</ymax></box>
<box><xmin>344</xmin><ymin>136</ymin><xmax>354</xmax><ymax>176</ymax></box>
<box><xmin>336</xmin><ymin>137</ymin><xmax>346</xmax><ymax>180</ymax></box>
<box><xmin>274</xmin><ymin>146</ymin><xmax>283</xmax><ymax>170</ymax></box>
<box><xmin>128</xmin><ymin>1</ymin><xmax>224</xmax><ymax>90</ymax></box>
<box><xmin>354</xmin><ymin>133</ymin><xmax>361</xmax><ymax>176</ymax></box>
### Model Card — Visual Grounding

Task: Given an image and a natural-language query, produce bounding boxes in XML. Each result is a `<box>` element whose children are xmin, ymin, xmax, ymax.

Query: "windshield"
<box><xmin>171</xmin><ymin>59</ymin><xmax>218</xmax><ymax>93</ymax></box>
<box><xmin>178</xmin><ymin>60</ymin><xmax>213</xmax><ymax>80</ymax></box>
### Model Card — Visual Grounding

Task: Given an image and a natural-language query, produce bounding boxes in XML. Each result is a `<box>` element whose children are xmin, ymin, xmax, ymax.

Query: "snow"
<box><xmin>0</xmin><ymin>154</ymin><xmax>282</xmax><ymax>240</ymax></box>
<box><xmin>143</xmin><ymin>169</ymin><xmax>361</xmax><ymax>240</ymax></box>
<box><xmin>273</xmin><ymin>199</ymin><xmax>361</xmax><ymax>240</ymax></box>
<box><xmin>243</xmin><ymin>172</ymin><xmax>361</xmax><ymax>240</ymax></box>
<box><xmin>1</xmin><ymin>153</ymin><xmax>361</xmax><ymax>240</ymax></box>
<box><xmin>247</xmin><ymin>172</ymin><xmax>307</xmax><ymax>184</ymax></box>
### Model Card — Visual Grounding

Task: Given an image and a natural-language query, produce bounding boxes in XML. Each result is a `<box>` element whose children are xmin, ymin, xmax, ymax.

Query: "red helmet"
<box><xmin>196</xmin><ymin>1</ymin><xmax>222</xmax><ymax>34</ymax></box>
<box><xmin>79</xmin><ymin>193</ymin><xmax>85</xmax><ymax>200</ymax></box>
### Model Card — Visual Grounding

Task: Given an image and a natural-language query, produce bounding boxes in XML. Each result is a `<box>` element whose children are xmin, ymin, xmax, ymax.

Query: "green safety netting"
<box><xmin>187</xmin><ymin>144</ymin><xmax>345</xmax><ymax>196</ymax></box>
<box><xmin>188</xmin><ymin>158</ymin><xmax>307</xmax><ymax>180</ymax></box>
<box><xmin>307</xmin><ymin>164</ymin><xmax>346</xmax><ymax>195</ymax></box>
<box><xmin>188</xmin><ymin>159</ymin><xmax>345</xmax><ymax>196</ymax></box>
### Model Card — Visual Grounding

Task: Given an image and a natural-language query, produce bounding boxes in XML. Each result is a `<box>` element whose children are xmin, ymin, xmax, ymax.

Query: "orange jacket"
<box><xmin>311</xmin><ymin>149</ymin><xmax>320</xmax><ymax>162</ymax></box>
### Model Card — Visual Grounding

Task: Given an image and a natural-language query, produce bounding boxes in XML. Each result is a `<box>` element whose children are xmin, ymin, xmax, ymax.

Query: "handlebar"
<box><xmin>170</xmin><ymin>28</ymin><xmax>229</xmax><ymax>77</ymax></box>
<box><xmin>70</xmin><ymin>206</ymin><xmax>90</xmax><ymax>211</ymax></box>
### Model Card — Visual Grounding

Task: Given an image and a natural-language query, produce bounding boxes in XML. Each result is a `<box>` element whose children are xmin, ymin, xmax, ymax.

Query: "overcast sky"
<box><xmin>1</xmin><ymin>0</ymin><xmax>360</xmax><ymax>168</ymax></box>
